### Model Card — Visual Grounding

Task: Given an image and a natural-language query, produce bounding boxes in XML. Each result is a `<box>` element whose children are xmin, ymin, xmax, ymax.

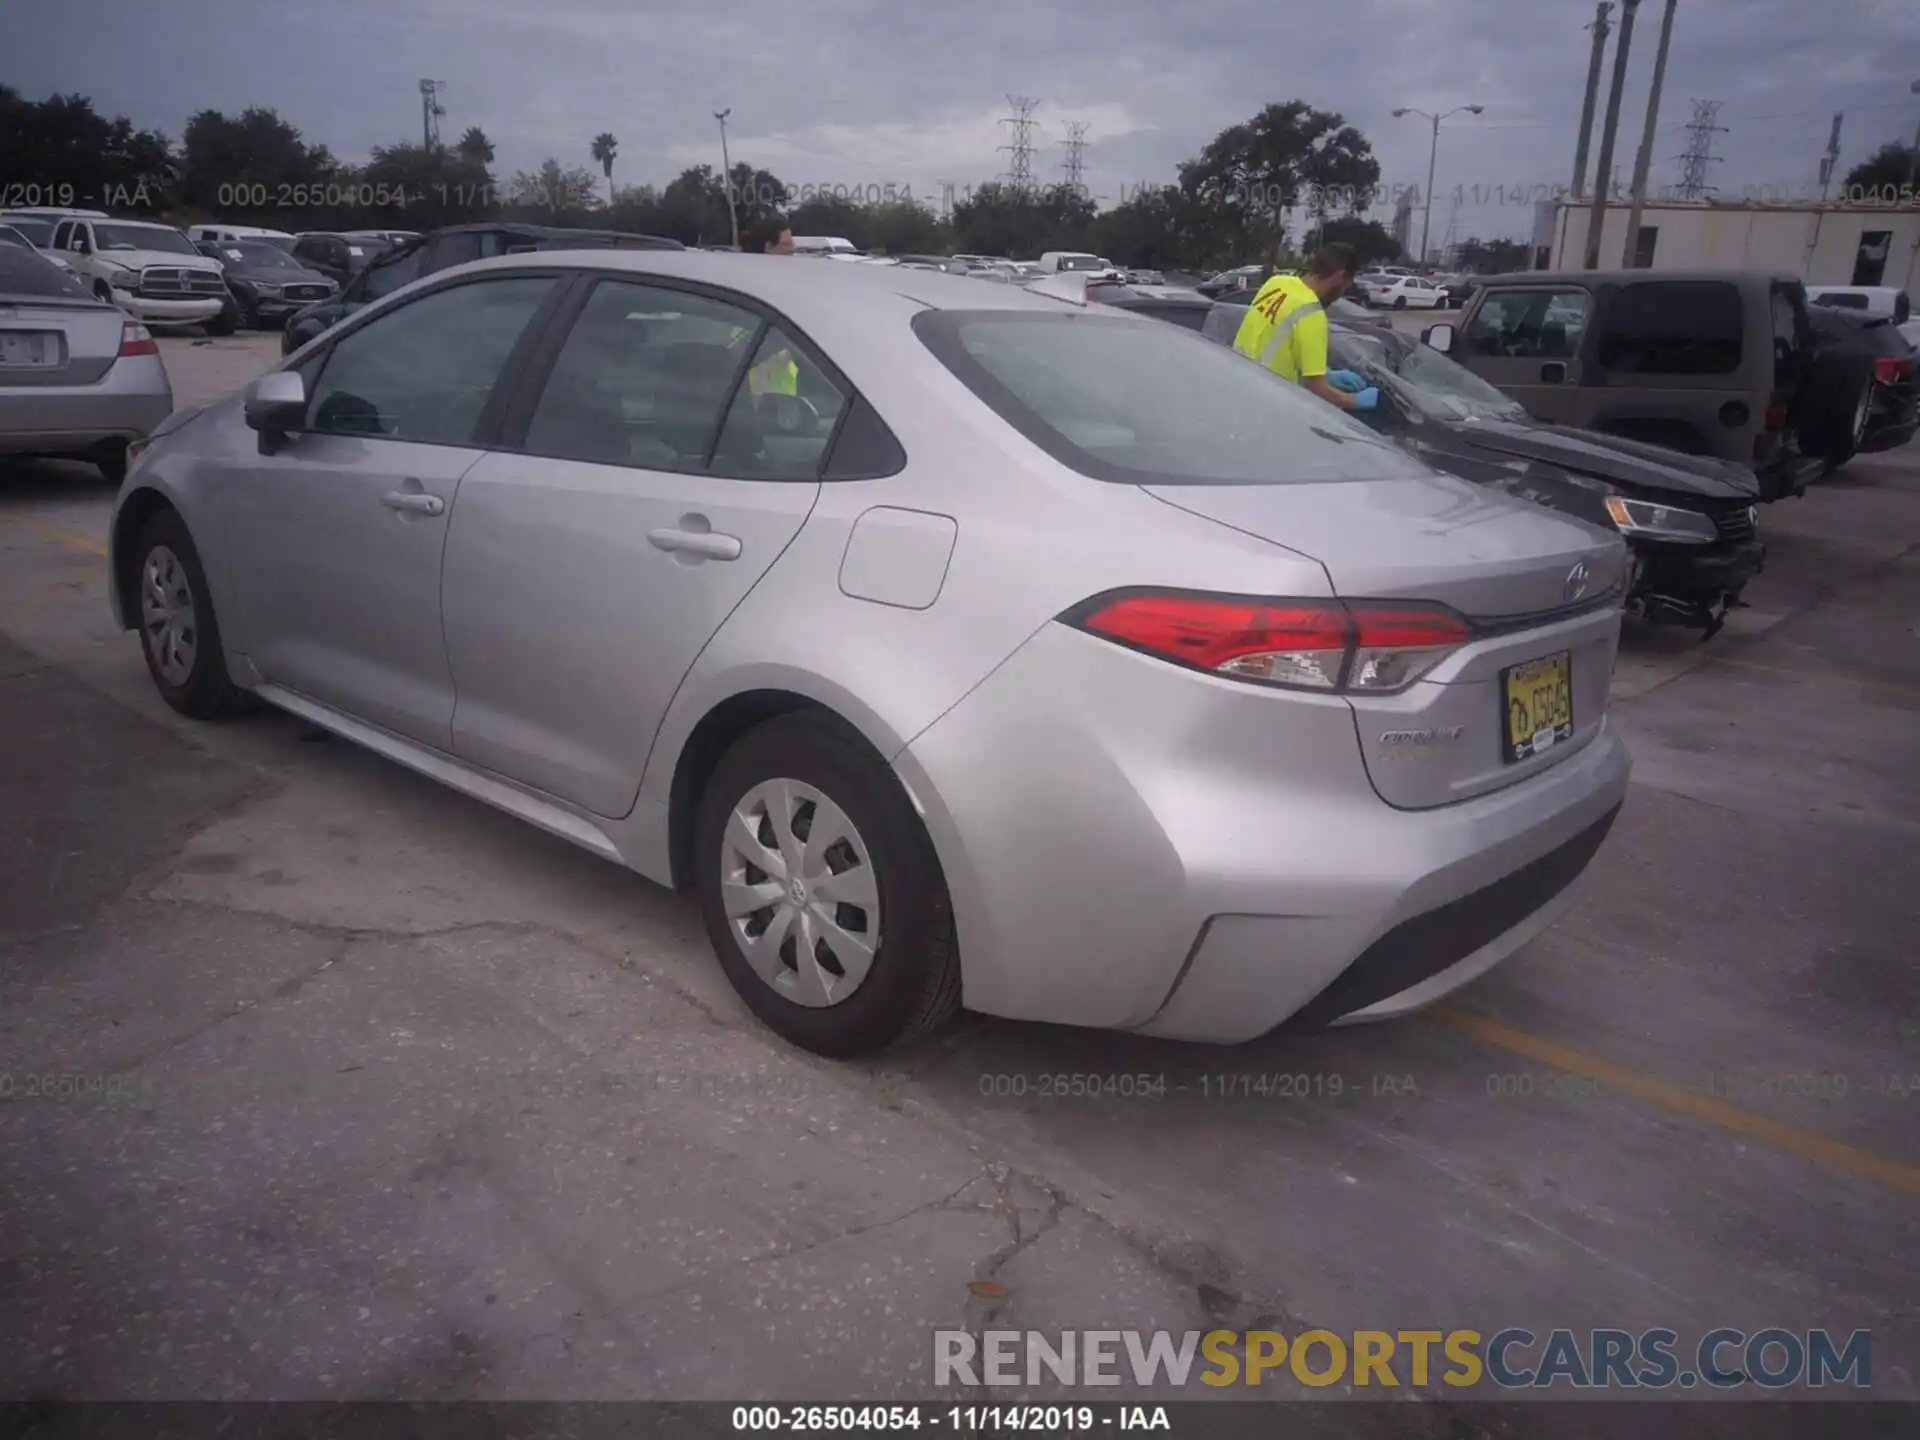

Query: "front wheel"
<box><xmin>132</xmin><ymin>508</ymin><xmax>248</xmax><ymax>720</ymax></box>
<box><xmin>693</xmin><ymin>713</ymin><xmax>961</xmax><ymax>1058</ymax></box>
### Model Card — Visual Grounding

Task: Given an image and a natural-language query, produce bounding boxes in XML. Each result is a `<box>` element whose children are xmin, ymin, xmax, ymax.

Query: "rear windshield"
<box><xmin>0</xmin><ymin>245</ymin><xmax>92</xmax><ymax>299</ymax></box>
<box><xmin>913</xmin><ymin>309</ymin><xmax>1432</xmax><ymax>487</ymax></box>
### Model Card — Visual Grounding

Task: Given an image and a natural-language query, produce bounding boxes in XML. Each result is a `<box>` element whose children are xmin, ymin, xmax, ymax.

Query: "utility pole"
<box><xmin>1571</xmin><ymin>3</ymin><xmax>1614</xmax><ymax>198</ymax></box>
<box><xmin>1582</xmin><ymin>0</ymin><xmax>1640</xmax><ymax>269</ymax></box>
<box><xmin>714</xmin><ymin>109</ymin><xmax>740</xmax><ymax>250</ymax></box>
<box><xmin>1907</xmin><ymin>79</ymin><xmax>1919</xmax><ymax>189</ymax></box>
<box><xmin>1818</xmin><ymin>114</ymin><xmax>1844</xmax><ymax>202</ymax></box>
<box><xmin>1622</xmin><ymin>0</ymin><xmax>1678</xmax><ymax>267</ymax></box>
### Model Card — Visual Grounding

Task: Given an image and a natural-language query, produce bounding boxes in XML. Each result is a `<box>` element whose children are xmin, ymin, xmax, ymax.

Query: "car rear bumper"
<box><xmin>0</xmin><ymin>355</ymin><xmax>174</xmax><ymax>453</ymax></box>
<box><xmin>895</xmin><ymin>621</ymin><xmax>1632</xmax><ymax>1044</ymax></box>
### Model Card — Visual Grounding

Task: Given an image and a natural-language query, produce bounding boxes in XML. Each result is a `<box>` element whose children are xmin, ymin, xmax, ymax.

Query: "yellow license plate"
<box><xmin>1502</xmin><ymin>652</ymin><xmax>1573</xmax><ymax>763</ymax></box>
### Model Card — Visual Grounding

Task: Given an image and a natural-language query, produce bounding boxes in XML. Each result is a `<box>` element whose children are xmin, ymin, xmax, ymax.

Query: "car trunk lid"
<box><xmin>1144</xmin><ymin>474</ymin><xmax>1628</xmax><ymax>808</ymax></box>
<box><xmin>0</xmin><ymin>299</ymin><xmax>129</xmax><ymax>385</ymax></box>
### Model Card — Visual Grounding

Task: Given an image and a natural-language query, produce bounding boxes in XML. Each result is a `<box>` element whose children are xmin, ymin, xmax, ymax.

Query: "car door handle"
<box><xmin>647</xmin><ymin>527</ymin><xmax>742</xmax><ymax>560</ymax></box>
<box><xmin>382</xmin><ymin>491</ymin><xmax>445</xmax><ymax>516</ymax></box>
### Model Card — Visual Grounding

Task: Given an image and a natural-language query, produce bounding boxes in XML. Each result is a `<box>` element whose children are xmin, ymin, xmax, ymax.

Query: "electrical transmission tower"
<box><xmin>1060</xmin><ymin>121</ymin><xmax>1089</xmax><ymax>195</ymax></box>
<box><xmin>419</xmin><ymin>79</ymin><xmax>448</xmax><ymax>150</ymax></box>
<box><xmin>1673</xmin><ymin>99</ymin><xmax>1726</xmax><ymax>200</ymax></box>
<box><xmin>999</xmin><ymin>96</ymin><xmax>1041</xmax><ymax>188</ymax></box>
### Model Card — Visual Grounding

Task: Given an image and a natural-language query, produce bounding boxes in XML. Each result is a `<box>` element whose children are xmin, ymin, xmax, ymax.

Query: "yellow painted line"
<box><xmin>2</xmin><ymin>517</ymin><xmax>110</xmax><ymax>557</ymax></box>
<box><xmin>1439</xmin><ymin>1008</ymin><xmax>1920</xmax><ymax>1198</ymax></box>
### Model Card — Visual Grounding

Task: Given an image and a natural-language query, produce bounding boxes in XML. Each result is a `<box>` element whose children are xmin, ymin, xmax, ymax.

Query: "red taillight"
<box><xmin>1872</xmin><ymin>356</ymin><xmax>1912</xmax><ymax>387</ymax></box>
<box><xmin>1763</xmin><ymin>403</ymin><xmax>1788</xmax><ymax>432</ymax></box>
<box><xmin>1067</xmin><ymin>591</ymin><xmax>1470</xmax><ymax>693</ymax></box>
<box><xmin>119</xmin><ymin>323</ymin><xmax>158</xmax><ymax>357</ymax></box>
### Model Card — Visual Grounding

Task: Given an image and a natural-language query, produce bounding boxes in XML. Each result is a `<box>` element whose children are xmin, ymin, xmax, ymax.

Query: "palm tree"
<box><xmin>591</xmin><ymin>132</ymin><xmax>618</xmax><ymax>200</ymax></box>
<box><xmin>456</xmin><ymin>126</ymin><xmax>495</xmax><ymax>165</ymax></box>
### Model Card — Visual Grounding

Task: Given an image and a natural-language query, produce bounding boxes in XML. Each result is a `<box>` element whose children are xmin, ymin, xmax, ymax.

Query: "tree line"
<box><xmin>3</xmin><ymin>84</ymin><xmax>1699</xmax><ymax>271</ymax></box>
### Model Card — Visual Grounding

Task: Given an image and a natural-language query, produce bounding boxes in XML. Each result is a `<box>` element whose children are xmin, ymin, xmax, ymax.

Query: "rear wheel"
<box><xmin>132</xmin><ymin>508</ymin><xmax>247</xmax><ymax>720</ymax></box>
<box><xmin>693</xmin><ymin>713</ymin><xmax>961</xmax><ymax>1058</ymax></box>
<box><xmin>1393</xmin><ymin>295</ymin><xmax>1408</xmax><ymax>310</ymax></box>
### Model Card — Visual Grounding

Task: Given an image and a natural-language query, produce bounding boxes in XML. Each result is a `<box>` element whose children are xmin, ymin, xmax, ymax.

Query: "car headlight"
<box><xmin>109</xmin><ymin>270</ymin><xmax>140</xmax><ymax>289</ymax></box>
<box><xmin>248</xmin><ymin>282</ymin><xmax>282</xmax><ymax>296</ymax></box>
<box><xmin>1604</xmin><ymin>495</ymin><xmax>1719</xmax><ymax>544</ymax></box>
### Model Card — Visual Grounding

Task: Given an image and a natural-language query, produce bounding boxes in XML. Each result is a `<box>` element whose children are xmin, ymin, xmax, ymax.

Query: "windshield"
<box><xmin>4</xmin><ymin>217</ymin><xmax>56</xmax><ymax>246</ymax></box>
<box><xmin>915</xmin><ymin>309</ymin><xmax>1429</xmax><ymax>486</ymax></box>
<box><xmin>95</xmin><ymin>223</ymin><xmax>199</xmax><ymax>255</ymax></box>
<box><xmin>219</xmin><ymin>242</ymin><xmax>303</xmax><ymax>269</ymax></box>
<box><xmin>1331</xmin><ymin>327</ymin><xmax>1529</xmax><ymax>422</ymax></box>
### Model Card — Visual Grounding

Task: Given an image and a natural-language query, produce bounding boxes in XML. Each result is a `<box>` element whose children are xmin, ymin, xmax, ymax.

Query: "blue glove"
<box><xmin>1325</xmin><ymin>368</ymin><xmax>1369</xmax><ymax>393</ymax></box>
<box><xmin>1350</xmin><ymin>387</ymin><xmax>1381</xmax><ymax>411</ymax></box>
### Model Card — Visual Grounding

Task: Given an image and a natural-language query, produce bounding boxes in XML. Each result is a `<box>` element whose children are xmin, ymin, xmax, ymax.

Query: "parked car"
<box><xmin>194</xmin><ymin>239</ymin><xmax>338</xmax><ymax>330</ymax></box>
<box><xmin>1439</xmin><ymin>275</ymin><xmax>1482</xmax><ymax>308</ymax></box>
<box><xmin>1359</xmin><ymin>274</ymin><xmax>1448</xmax><ymax>310</ymax></box>
<box><xmin>1805</xmin><ymin>285</ymin><xmax>1911</xmax><ymax>326</ymax></box>
<box><xmin>108</xmin><ymin>252</ymin><xmax>1630</xmax><ymax>1057</ymax></box>
<box><xmin>289</xmin><ymin>232</ymin><xmax>393</xmax><ymax>288</ymax></box>
<box><xmin>1036</xmin><ymin>251</ymin><xmax>1123</xmax><ymax>278</ymax></box>
<box><xmin>186</xmin><ymin>224</ymin><xmax>297</xmax><ymax>250</ymax></box>
<box><xmin>1322</xmin><ymin>320</ymin><xmax>1765</xmax><ymax>637</ymax></box>
<box><xmin>1201</xmin><ymin>295</ymin><xmax>1762</xmax><ymax>631</ymax></box>
<box><xmin>0</xmin><ymin>213</ymin><xmax>80</xmax><ymax>276</ymax></box>
<box><xmin>279</xmin><ymin>222</ymin><xmax>686</xmax><ymax>354</ymax></box>
<box><xmin>1197</xmin><ymin>264</ymin><xmax>1268</xmax><ymax>299</ymax></box>
<box><xmin>1803</xmin><ymin>306</ymin><xmax>1918</xmax><ymax>469</ymax></box>
<box><xmin>1027</xmin><ymin>273</ymin><xmax>1215</xmax><ymax>329</ymax></box>
<box><xmin>0</xmin><ymin>243</ymin><xmax>172</xmax><ymax>483</ymax></box>
<box><xmin>1202</xmin><ymin>292</ymin><xmax>1390</xmax><ymax>338</ymax></box>
<box><xmin>49</xmin><ymin>216</ymin><xmax>230</xmax><ymax>333</ymax></box>
<box><xmin>1423</xmin><ymin>270</ymin><xmax>1844</xmax><ymax>501</ymax></box>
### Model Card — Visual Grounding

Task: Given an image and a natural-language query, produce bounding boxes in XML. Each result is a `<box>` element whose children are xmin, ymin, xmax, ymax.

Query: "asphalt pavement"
<box><xmin>0</xmin><ymin>333</ymin><xmax>1915</xmax><ymax>1415</ymax></box>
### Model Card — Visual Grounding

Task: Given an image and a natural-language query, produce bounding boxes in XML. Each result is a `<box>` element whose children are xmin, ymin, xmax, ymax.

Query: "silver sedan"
<box><xmin>0</xmin><ymin>239</ymin><xmax>173</xmax><ymax>481</ymax></box>
<box><xmin>106</xmin><ymin>250</ymin><xmax>1632</xmax><ymax>1057</ymax></box>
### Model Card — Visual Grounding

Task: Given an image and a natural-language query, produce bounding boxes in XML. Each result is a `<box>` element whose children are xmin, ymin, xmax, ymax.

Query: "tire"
<box><xmin>91</xmin><ymin>439</ymin><xmax>128</xmax><ymax>486</ymax></box>
<box><xmin>1797</xmin><ymin>351</ymin><xmax>1874</xmax><ymax>471</ymax></box>
<box><xmin>1393</xmin><ymin>296</ymin><xmax>1408</xmax><ymax>310</ymax></box>
<box><xmin>693</xmin><ymin>712</ymin><xmax>962</xmax><ymax>1058</ymax></box>
<box><xmin>93</xmin><ymin>281</ymin><xmax>116</xmax><ymax>305</ymax></box>
<box><xmin>203</xmin><ymin>304</ymin><xmax>237</xmax><ymax>338</ymax></box>
<box><xmin>131</xmin><ymin>508</ymin><xmax>248</xmax><ymax>720</ymax></box>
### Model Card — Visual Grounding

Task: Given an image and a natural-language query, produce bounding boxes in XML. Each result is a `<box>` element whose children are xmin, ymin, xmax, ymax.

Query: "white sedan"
<box><xmin>1360</xmin><ymin>275</ymin><xmax>1448</xmax><ymax>310</ymax></box>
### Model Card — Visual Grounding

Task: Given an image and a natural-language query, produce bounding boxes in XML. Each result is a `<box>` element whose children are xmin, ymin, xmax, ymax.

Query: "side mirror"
<box><xmin>1423</xmin><ymin>323</ymin><xmax>1455</xmax><ymax>353</ymax></box>
<box><xmin>244</xmin><ymin>370</ymin><xmax>307</xmax><ymax>452</ymax></box>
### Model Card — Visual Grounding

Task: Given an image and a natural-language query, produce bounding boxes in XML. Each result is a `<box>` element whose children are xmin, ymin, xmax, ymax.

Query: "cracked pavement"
<box><xmin>0</xmin><ymin>336</ymin><xmax>1916</xmax><ymax>1415</ymax></box>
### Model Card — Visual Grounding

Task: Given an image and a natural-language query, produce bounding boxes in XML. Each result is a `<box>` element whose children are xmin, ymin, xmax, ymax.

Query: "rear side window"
<box><xmin>914</xmin><ymin>309</ymin><xmax>1429</xmax><ymax>487</ymax></box>
<box><xmin>1599</xmin><ymin>281</ymin><xmax>1743</xmax><ymax>376</ymax></box>
<box><xmin>1813</xmin><ymin>292</ymin><xmax>1868</xmax><ymax>310</ymax></box>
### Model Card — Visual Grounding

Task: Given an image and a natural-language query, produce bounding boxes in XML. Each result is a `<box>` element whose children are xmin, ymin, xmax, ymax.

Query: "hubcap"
<box><xmin>140</xmin><ymin>544</ymin><xmax>198</xmax><ymax>687</ymax></box>
<box><xmin>720</xmin><ymin>777</ymin><xmax>881</xmax><ymax>1008</ymax></box>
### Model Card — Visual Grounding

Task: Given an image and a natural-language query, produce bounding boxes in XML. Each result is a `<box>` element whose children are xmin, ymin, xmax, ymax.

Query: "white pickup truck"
<box><xmin>50</xmin><ymin>216</ymin><xmax>230</xmax><ymax>332</ymax></box>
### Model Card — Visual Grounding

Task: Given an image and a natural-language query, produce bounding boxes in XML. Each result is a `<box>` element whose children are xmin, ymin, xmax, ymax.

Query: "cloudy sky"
<box><xmin>6</xmin><ymin>0</ymin><xmax>1917</xmax><ymax>244</ymax></box>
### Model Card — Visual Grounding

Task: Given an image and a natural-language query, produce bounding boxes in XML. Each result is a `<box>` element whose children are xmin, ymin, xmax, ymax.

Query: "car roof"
<box><xmin>1481</xmin><ymin>268</ymin><xmax>1800</xmax><ymax>288</ymax></box>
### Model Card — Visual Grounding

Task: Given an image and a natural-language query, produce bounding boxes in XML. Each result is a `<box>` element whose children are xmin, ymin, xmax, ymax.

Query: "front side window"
<box><xmin>1597</xmin><ymin>281</ymin><xmax>1742</xmax><ymax>376</ymax></box>
<box><xmin>1463</xmin><ymin>288</ymin><xmax>1591</xmax><ymax>360</ymax></box>
<box><xmin>916</xmin><ymin>309</ymin><xmax>1428</xmax><ymax>487</ymax></box>
<box><xmin>306</xmin><ymin>275</ymin><xmax>554</xmax><ymax>445</ymax></box>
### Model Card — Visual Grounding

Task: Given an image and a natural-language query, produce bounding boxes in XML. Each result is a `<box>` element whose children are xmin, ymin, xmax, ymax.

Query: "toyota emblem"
<box><xmin>1565</xmin><ymin>560</ymin><xmax>1591</xmax><ymax>603</ymax></box>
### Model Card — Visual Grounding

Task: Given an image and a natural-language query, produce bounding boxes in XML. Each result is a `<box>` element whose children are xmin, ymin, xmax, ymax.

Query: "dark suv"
<box><xmin>280</xmin><ymin>223</ymin><xmax>685</xmax><ymax>354</ymax></box>
<box><xmin>1424</xmin><ymin>270</ymin><xmax>1845</xmax><ymax>500</ymax></box>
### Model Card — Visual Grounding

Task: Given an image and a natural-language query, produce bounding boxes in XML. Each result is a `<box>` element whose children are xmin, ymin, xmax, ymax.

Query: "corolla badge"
<box><xmin>1565</xmin><ymin>560</ymin><xmax>1592</xmax><ymax>603</ymax></box>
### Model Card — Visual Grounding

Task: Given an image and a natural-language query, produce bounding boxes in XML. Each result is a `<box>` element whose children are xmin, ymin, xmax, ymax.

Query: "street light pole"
<box><xmin>715</xmin><ymin>108</ymin><xmax>741</xmax><ymax>250</ymax></box>
<box><xmin>1907</xmin><ymin>79</ymin><xmax>1919</xmax><ymax>190</ymax></box>
<box><xmin>1393</xmin><ymin>105</ymin><xmax>1484</xmax><ymax>266</ymax></box>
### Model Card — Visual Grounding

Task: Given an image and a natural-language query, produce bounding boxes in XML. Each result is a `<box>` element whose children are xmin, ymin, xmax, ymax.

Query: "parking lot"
<box><xmin>2</xmin><ymin>332</ymin><xmax>1916</xmax><ymax>1412</ymax></box>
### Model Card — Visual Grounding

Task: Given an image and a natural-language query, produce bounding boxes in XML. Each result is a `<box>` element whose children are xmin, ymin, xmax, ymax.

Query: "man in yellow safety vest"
<box><xmin>1231</xmin><ymin>242</ymin><xmax>1379</xmax><ymax>413</ymax></box>
<box><xmin>741</xmin><ymin>214</ymin><xmax>799</xmax><ymax>397</ymax></box>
